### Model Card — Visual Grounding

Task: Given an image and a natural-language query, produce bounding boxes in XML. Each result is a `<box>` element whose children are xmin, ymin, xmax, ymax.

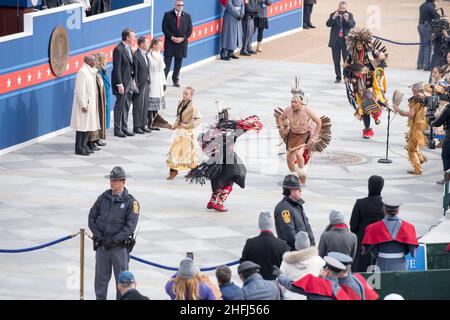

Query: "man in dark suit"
<box><xmin>162</xmin><ymin>0</ymin><xmax>193</xmax><ymax>87</ymax></box>
<box><xmin>132</xmin><ymin>37</ymin><xmax>151</xmax><ymax>134</ymax></box>
<box><xmin>349</xmin><ymin>175</ymin><xmax>385</xmax><ymax>273</ymax></box>
<box><xmin>240</xmin><ymin>212</ymin><xmax>290</xmax><ymax>281</ymax></box>
<box><xmin>326</xmin><ymin>1</ymin><xmax>356</xmax><ymax>83</ymax></box>
<box><xmin>42</xmin><ymin>0</ymin><xmax>62</xmax><ymax>8</ymax></box>
<box><xmin>112</xmin><ymin>28</ymin><xmax>136</xmax><ymax>138</ymax></box>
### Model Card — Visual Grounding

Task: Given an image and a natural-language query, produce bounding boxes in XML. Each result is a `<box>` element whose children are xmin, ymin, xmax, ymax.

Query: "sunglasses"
<box><xmin>177</xmin><ymin>4</ymin><xmax>184</xmax><ymax>6</ymax></box>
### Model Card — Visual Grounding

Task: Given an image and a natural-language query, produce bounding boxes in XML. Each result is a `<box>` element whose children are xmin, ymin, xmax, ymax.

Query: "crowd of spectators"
<box><xmin>111</xmin><ymin>174</ymin><xmax>412</xmax><ymax>300</ymax></box>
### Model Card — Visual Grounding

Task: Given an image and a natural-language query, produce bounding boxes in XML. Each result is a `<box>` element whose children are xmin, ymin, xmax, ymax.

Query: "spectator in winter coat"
<box><xmin>350</xmin><ymin>175</ymin><xmax>385</xmax><ymax>272</ymax></box>
<box><xmin>216</xmin><ymin>265</ymin><xmax>244</xmax><ymax>300</ymax></box>
<box><xmin>279</xmin><ymin>231</ymin><xmax>325</xmax><ymax>300</ymax></box>
<box><xmin>237</xmin><ymin>261</ymin><xmax>281</xmax><ymax>300</ymax></box>
<box><xmin>240</xmin><ymin>212</ymin><xmax>290</xmax><ymax>280</ymax></box>
<box><xmin>318</xmin><ymin>210</ymin><xmax>357</xmax><ymax>258</ymax></box>
<box><xmin>165</xmin><ymin>258</ymin><xmax>216</xmax><ymax>300</ymax></box>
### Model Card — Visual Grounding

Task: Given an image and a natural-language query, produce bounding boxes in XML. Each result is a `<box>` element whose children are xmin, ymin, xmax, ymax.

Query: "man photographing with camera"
<box><xmin>326</xmin><ymin>1</ymin><xmax>356</xmax><ymax>83</ymax></box>
<box><xmin>430</xmin><ymin>4</ymin><xmax>450</xmax><ymax>69</ymax></box>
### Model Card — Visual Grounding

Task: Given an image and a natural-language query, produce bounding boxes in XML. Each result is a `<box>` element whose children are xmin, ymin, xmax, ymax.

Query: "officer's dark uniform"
<box><xmin>88</xmin><ymin>167</ymin><xmax>139</xmax><ymax>300</ymax></box>
<box><xmin>432</xmin><ymin>105</ymin><xmax>450</xmax><ymax>175</ymax></box>
<box><xmin>274</xmin><ymin>175</ymin><xmax>315</xmax><ymax>250</ymax></box>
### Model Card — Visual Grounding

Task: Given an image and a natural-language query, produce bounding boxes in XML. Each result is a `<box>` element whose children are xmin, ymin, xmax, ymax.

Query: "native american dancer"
<box><xmin>392</xmin><ymin>84</ymin><xmax>428</xmax><ymax>175</ymax></box>
<box><xmin>274</xmin><ymin>77</ymin><xmax>332</xmax><ymax>185</ymax></box>
<box><xmin>344</xmin><ymin>27</ymin><xmax>389</xmax><ymax>139</ymax></box>
<box><xmin>166</xmin><ymin>87</ymin><xmax>202</xmax><ymax>180</ymax></box>
<box><xmin>185</xmin><ymin>104</ymin><xmax>263</xmax><ymax>212</ymax></box>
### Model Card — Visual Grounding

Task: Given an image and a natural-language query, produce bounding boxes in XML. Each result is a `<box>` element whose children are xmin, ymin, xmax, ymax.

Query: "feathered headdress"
<box><xmin>346</xmin><ymin>27</ymin><xmax>373</xmax><ymax>52</ymax></box>
<box><xmin>291</xmin><ymin>76</ymin><xmax>304</xmax><ymax>101</ymax></box>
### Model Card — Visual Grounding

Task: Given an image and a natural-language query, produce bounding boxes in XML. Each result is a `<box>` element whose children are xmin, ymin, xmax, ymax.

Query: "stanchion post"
<box><xmin>80</xmin><ymin>228</ymin><xmax>85</xmax><ymax>300</ymax></box>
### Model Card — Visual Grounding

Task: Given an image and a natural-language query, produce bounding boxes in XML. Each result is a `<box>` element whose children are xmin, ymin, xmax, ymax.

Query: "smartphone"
<box><xmin>186</xmin><ymin>252</ymin><xmax>194</xmax><ymax>260</ymax></box>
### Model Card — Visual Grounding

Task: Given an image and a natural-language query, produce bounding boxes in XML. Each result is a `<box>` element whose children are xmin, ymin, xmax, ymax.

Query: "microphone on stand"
<box><xmin>378</xmin><ymin>90</ymin><xmax>403</xmax><ymax>164</ymax></box>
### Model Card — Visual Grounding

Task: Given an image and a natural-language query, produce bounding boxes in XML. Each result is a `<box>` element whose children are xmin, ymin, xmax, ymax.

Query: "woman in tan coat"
<box><xmin>166</xmin><ymin>86</ymin><xmax>201</xmax><ymax>179</ymax></box>
<box><xmin>70</xmin><ymin>55</ymin><xmax>100</xmax><ymax>155</ymax></box>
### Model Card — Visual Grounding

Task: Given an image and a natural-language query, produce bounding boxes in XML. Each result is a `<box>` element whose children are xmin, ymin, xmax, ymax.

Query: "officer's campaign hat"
<box><xmin>328</xmin><ymin>252</ymin><xmax>353</xmax><ymax>266</ymax></box>
<box><xmin>282</xmin><ymin>174</ymin><xmax>301</xmax><ymax>190</ymax></box>
<box><xmin>323</xmin><ymin>256</ymin><xmax>347</xmax><ymax>273</ymax></box>
<box><xmin>105</xmin><ymin>166</ymin><xmax>129</xmax><ymax>180</ymax></box>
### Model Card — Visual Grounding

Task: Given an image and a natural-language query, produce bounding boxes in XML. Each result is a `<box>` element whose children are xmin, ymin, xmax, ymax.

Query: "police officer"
<box><xmin>88</xmin><ymin>166</ymin><xmax>140</xmax><ymax>300</ymax></box>
<box><xmin>274</xmin><ymin>175</ymin><xmax>315</xmax><ymax>250</ymax></box>
<box><xmin>328</xmin><ymin>252</ymin><xmax>379</xmax><ymax>300</ymax></box>
<box><xmin>431</xmin><ymin>102</ymin><xmax>450</xmax><ymax>184</ymax></box>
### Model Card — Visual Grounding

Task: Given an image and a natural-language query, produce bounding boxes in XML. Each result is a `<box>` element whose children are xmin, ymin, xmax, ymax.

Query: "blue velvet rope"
<box><xmin>373</xmin><ymin>35</ymin><xmax>422</xmax><ymax>46</ymax></box>
<box><xmin>130</xmin><ymin>255</ymin><xmax>240</xmax><ymax>272</ymax></box>
<box><xmin>0</xmin><ymin>235</ymin><xmax>75</xmax><ymax>253</ymax></box>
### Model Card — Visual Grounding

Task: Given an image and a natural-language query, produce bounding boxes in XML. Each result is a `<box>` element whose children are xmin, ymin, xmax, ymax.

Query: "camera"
<box><xmin>424</xmin><ymin>86</ymin><xmax>450</xmax><ymax>149</ymax></box>
<box><xmin>431</xmin><ymin>16</ymin><xmax>449</xmax><ymax>35</ymax></box>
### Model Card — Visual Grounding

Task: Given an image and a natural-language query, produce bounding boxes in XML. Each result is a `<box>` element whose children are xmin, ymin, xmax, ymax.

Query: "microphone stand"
<box><xmin>378</xmin><ymin>107</ymin><xmax>393</xmax><ymax>164</ymax></box>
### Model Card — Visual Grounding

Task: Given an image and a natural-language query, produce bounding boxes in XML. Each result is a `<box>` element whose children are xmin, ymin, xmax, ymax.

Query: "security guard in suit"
<box><xmin>88</xmin><ymin>166</ymin><xmax>139</xmax><ymax>300</ymax></box>
<box><xmin>274</xmin><ymin>175</ymin><xmax>315</xmax><ymax>250</ymax></box>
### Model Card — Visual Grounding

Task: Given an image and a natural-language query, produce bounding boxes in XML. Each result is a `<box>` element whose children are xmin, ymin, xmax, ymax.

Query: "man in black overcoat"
<box><xmin>349</xmin><ymin>175</ymin><xmax>385</xmax><ymax>272</ymax></box>
<box><xmin>162</xmin><ymin>0</ymin><xmax>193</xmax><ymax>87</ymax></box>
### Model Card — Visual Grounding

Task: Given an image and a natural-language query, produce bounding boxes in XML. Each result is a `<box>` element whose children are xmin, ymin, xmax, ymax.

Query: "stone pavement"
<box><xmin>255</xmin><ymin>0</ymin><xmax>450</xmax><ymax>69</ymax></box>
<box><xmin>0</xmin><ymin>58</ymin><xmax>444</xmax><ymax>299</ymax></box>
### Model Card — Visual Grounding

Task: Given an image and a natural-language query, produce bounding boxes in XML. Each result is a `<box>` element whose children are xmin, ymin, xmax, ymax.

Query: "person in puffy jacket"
<box><xmin>237</xmin><ymin>261</ymin><xmax>281</xmax><ymax>300</ymax></box>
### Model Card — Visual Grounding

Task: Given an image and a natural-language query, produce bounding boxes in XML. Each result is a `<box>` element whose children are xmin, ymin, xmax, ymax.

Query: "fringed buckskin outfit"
<box><xmin>166</xmin><ymin>99</ymin><xmax>201</xmax><ymax>171</ymax></box>
<box><xmin>406</xmin><ymin>96</ymin><xmax>427</xmax><ymax>174</ymax></box>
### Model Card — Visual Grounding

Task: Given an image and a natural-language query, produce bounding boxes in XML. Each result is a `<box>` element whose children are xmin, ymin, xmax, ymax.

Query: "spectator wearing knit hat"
<box><xmin>279</xmin><ymin>231</ymin><xmax>325</xmax><ymax>300</ymax></box>
<box><xmin>318</xmin><ymin>210</ymin><xmax>357</xmax><ymax>258</ymax></box>
<box><xmin>165</xmin><ymin>258</ymin><xmax>216</xmax><ymax>300</ymax></box>
<box><xmin>240</xmin><ymin>212</ymin><xmax>290</xmax><ymax>280</ymax></box>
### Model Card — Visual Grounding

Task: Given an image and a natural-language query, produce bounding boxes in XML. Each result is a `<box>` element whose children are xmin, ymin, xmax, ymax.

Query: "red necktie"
<box><xmin>177</xmin><ymin>14</ymin><xmax>181</xmax><ymax>30</ymax></box>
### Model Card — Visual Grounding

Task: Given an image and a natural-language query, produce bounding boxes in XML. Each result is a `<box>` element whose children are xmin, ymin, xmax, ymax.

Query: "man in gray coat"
<box><xmin>241</xmin><ymin>0</ymin><xmax>258</xmax><ymax>56</ymax></box>
<box><xmin>220</xmin><ymin>0</ymin><xmax>244</xmax><ymax>60</ymax></box>
<box><xmin>318</xmin><ymin>210</ymin><xmax>357</xmax><ymax>258</ymax></box>
<box><xmin>237</xmin><ymin>261</ymin><xmax>281</xmax><ymax>300</ymax></box>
